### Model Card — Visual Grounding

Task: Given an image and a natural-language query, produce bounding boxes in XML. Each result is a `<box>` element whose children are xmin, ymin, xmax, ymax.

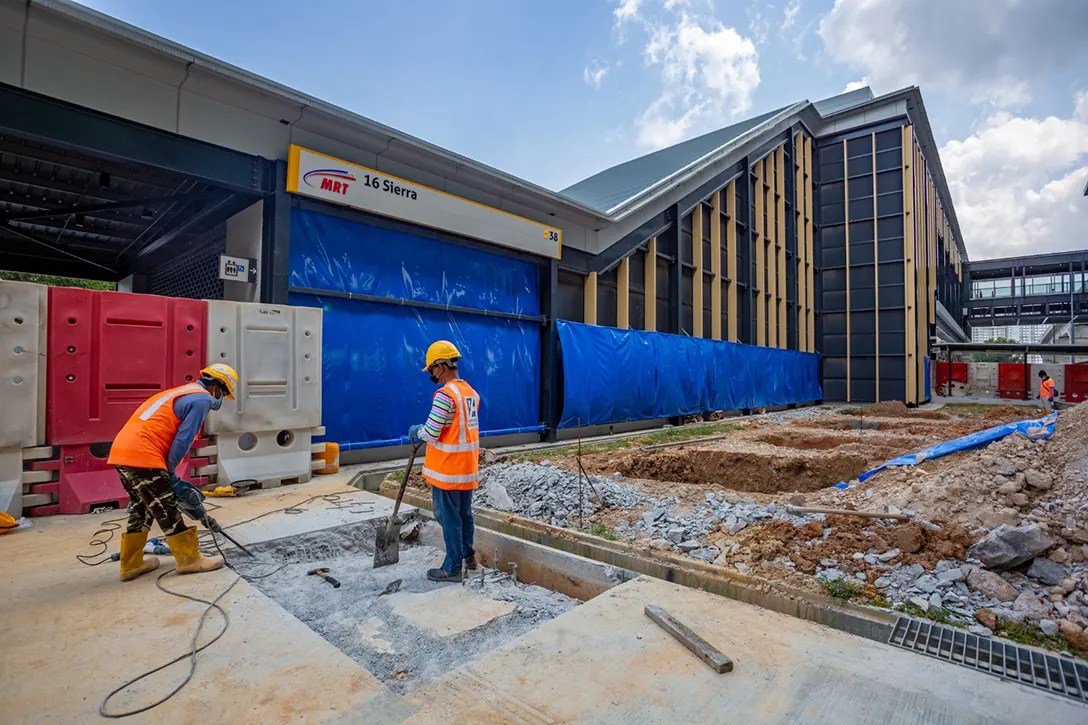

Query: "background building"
<box><xmin>0</xmin><ymin>0</ymin><xmax>971</xmax><ymax>460</ymax></box>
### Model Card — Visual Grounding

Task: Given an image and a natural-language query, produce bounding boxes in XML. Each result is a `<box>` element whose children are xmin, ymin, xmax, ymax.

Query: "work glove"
<box><xmin>407</xmin><ymin>424</ymin><xmax>424</xmax><ymax>445</ymax></box>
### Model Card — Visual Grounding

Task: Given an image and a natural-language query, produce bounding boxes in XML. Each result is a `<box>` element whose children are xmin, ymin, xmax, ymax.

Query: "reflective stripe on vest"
<box><xmin>422</xmin><ymin>380</ymin><xmax>480</xmax><ymax>491</ymax></box>
<box><xmin>108</xmin><ymin>383</ymin><xmax>211</xmax><ymax>470</ymax></box>
<box><xmin>426</xmin><ymin>384</ymin><xmax>480</xmax><ymax>454</ymax></box>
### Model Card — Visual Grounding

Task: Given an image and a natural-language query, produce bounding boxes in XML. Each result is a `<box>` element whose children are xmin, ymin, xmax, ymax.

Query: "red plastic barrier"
<box><xmin>46</xmin><ymin>288</ymin><xmax>207</xmax><ymax>446</ymax></box>
<box><xmin>29</xmin><ymin>440</ymin><xmax>210</xmax><ymax>515</ymax></box>
<box><xmin>935</xmin><ymin>361</ymin><xmax>968</xmax><ymax>395</ymax></box>
<box><xmin>997</xmin><ymin>363</ymin><xmax>1027</xmax><ymax>400</ymax></box>
<box><xmin>1065</xmin><ymin>364</ymin><xmax>1088</xmax><ymax>402</ymax></box>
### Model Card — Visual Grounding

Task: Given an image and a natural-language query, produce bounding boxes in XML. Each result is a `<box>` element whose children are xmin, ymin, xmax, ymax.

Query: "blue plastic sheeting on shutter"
<box><xmin>289</xmin><ymin>208</ymin><xmax>539</xmax><ymax>316</ymax></box>
<box><xmin>924</xmin><ymin>356</ymin><xmax>931</xmax><ymax>401</ymax></box>
<box><xmin>291</xmin><ymin>293</ymin><xmax>542</xmax><ymax>450</ymax></box>
<box><xmin>557</xmin><ymin>321</ymin><xmax>822</xmax><ymax>427</ymax></box>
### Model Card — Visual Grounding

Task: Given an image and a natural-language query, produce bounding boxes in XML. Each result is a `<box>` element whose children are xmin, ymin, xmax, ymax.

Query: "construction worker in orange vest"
<box><xmin>107</xmin><ymin>363</ymin><xmax>239</xmax><ymax>581</ymax></box>
<box><xmin>1038</xmin><ymin>370</ymin><xmax>1058</xmax><ymax>411</ymax></box>
<box><xmin>408</xmin><ymin>340</ymin><xmax>482</xmax><ymax>582</ymax></box>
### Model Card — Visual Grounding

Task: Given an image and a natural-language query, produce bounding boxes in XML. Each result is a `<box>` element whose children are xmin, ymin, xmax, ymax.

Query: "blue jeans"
<box><xmin>431</xmin><ymin>487</ymin><xmax>475</xmax><ymax>573</ymax></box>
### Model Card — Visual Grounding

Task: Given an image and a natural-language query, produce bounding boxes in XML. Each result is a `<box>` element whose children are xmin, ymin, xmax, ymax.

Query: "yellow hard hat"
<box><xmin>422</xmin><ymin>340</ymin><xmax>461</xmax><ymax>371</ymax></box>
<box><xmin>200</xmin><ymin>363</ymin><xmax>239</xmax><ymax>399</ymax></box>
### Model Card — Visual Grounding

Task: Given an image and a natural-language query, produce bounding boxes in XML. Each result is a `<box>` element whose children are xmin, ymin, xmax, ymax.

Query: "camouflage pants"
<box><xmin>115</xmin><ymin>466</ymin><xmax>186</xmax><ymax>536</ymax></box>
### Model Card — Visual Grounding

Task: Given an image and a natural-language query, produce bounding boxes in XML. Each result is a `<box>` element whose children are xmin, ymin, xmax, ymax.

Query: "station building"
<box><xmin>0</xmin><ymin>0</ymin><xmax>967</xmax><ymax>459</ymax></box>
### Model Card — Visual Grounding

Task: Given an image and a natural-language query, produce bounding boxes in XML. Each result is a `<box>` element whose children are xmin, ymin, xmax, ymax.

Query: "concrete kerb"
<box><xmin>390</xmin><ymin>490</ymin><xmax>900</xmax><ymax>645</ymax></box>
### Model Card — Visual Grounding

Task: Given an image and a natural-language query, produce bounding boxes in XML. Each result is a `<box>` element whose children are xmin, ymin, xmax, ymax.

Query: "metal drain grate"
<box><xmin>889</xmin><ymin>616</ymin><xmax>1088</xmax><ymax>703</ymax></box>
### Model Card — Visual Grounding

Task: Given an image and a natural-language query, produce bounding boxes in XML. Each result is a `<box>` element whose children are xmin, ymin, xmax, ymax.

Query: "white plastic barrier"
<box><xmin>1</xmin><ymin>281</ymin><xmax>48</xmax><ymax>517</ymax></box>
<box><xmin>0</xmin><ymin>281</ymin><xmax>47</xmax><ymax>449</ymax></box>
<box><xmin>967</xmin><ymin>362</ymin><xmax>999</xmax><ymax>398</ymax></box>
<box><xmin>205</xmin><ymin>301</ymin><xmax>322</xmax><ymax>434</ymax></box>
<box><xmin>195</xmin><ymin>427</ymin><xmax>321</xmax><ymax>487</ymax></box>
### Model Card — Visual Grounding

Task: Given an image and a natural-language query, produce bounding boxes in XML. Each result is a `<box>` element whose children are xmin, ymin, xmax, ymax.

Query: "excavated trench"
<box><xmin>609</xmin><ymin>447</ymin><xmax>870</xmax><ymax>494</ymax></box>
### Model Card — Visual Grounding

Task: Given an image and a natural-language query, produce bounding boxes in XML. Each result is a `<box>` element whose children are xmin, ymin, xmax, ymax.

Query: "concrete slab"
<box><xmin>355</xmin><ymin>576</ymin><xmax>1084</xmax><ymax>724</ymax></box>
<box><xmin>0</xmin><ymin>480</ymin><xmax>384</xmax><ymax>724</ymax></box>
<box><xmin>385</xmin><ymin>587</ymin><xmax>517</xmax><ymax>638</ymax></box>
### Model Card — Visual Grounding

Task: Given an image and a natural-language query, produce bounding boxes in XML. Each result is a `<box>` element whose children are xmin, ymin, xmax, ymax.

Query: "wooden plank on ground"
<box><xmin>644</xmin><ymin>604</ymin><xmax>733</xmax><ymax>673</ymax></box>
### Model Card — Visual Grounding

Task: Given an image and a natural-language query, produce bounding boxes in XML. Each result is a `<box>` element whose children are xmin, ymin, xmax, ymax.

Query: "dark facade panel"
<box><xmin>557</xmin><ymin>270</ymin><xmax>584</xmax><ymax>322</ymax></box>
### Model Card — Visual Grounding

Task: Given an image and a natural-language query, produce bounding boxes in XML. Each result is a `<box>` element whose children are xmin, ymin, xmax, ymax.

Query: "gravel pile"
<box><xmin>476</xmin><ymin>461</ymin><xmax>650</xmax><ymax>527</ymax></box>
<box><xmin>627</xmin><ymin>492</ymin><xmax>824</xmax><ymax>563</ymax></box>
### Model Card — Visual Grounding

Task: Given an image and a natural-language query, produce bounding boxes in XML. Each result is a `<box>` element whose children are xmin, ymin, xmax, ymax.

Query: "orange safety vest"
<box><xmin>421</xmin><ymin>380</ymin><xmax>480</xmax><ymax>491</ymax></box>
<box><xmin>1040</xmin><ymin>378</ymin><xmax>1056</xmax><ymax>399</ymax></box>
<box><xmin>108</xmin><ymin>383</ymin><xmax>212</xmax><ymax>470</ymax></box>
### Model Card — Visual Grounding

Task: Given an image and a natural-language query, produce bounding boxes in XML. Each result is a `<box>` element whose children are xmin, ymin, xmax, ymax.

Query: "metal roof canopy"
<box><xmin>0</xmin><ymin>83</ymin><xmax>269</xmax><ymax>281</ymax></box>
<box><xmin>932</xmin><ymin>341</ymin><xmax>1088</xmax><ymax>355</ymax></box>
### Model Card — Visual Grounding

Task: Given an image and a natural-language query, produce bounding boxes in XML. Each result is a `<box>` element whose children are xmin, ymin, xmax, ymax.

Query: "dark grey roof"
<box><xmin>559</xmin><ymin>105</ymin><xmax>789</xmax><ymax>213</ymax></box>
<box><xmin>812</xmin><ymin>87</ymin><xmax>874</xmax><ymax>116</ymax></box>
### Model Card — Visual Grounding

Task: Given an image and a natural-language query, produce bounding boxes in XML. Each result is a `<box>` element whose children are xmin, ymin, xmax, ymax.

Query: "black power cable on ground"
<box><xmin>86</xmin><ymin>489</ymin><xmax>374</xmax><ymax>718</ymax></box>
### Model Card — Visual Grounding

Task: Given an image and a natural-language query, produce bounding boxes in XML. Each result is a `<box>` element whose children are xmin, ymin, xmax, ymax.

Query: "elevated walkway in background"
<box><xmin>966</xmin><ymin>250</ymin><xmax>1088</xmax><ymax>327</ymax></box>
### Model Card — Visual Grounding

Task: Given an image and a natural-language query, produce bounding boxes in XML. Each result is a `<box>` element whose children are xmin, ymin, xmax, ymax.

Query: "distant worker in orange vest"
<box><xmin>107</xmin><ymin>363</ymin><xmax>239</xmax><ymax>582</ymax></box>
<box><xmin>1038</xmin><ymin>370</ymin><xmax>1058</xmax><ymax>411</ymax></box>
<box><xmin>408</xmin><ymin>340</ymin><xmax>481</xmax><ymax>582</ymax></box>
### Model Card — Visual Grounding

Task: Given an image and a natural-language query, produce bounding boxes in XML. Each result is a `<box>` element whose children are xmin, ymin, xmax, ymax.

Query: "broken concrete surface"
<box><xmin>241</xmin><ymin>540</ymin><xmax>579</xmax><ymax>692</ymax></box>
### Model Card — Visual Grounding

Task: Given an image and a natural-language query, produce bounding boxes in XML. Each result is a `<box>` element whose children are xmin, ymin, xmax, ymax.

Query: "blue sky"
<box><xmin>76</xmin><ymin>0</ymin><xmax>1088</xmax><ymax>260</ymax></box>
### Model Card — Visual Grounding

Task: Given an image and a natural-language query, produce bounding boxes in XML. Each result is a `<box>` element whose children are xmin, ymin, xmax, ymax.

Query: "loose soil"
<box><xmin>601</xmin><ymin>448</ymin><xmax>869</xmax><ymax>494</ymax></box>
<box><xmin>719</xmin><ymin>515</ymin><xmax>978</xmax><ymax>576</ymax></box>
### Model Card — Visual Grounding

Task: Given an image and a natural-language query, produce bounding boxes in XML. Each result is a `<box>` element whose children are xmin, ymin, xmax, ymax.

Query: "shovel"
<box><xmin>373</xmin><ymin>442</ymin><xmax>421</xmax><ymax>568</ymax></box>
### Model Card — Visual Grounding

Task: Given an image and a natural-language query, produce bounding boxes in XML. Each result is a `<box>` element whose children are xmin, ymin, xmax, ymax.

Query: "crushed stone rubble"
<box><xmin>472</xmin><ymin>401</ymin><xmax>1088</xmax><ymax>654</ymax></box>
<box><xmin>477</xmin><ymin>461</ymin><xmax>651</xmax><ymax>526</ymax></box>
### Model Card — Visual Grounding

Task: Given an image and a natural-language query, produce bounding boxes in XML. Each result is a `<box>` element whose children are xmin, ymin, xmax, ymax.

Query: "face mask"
<box><xmin>210</xmin><ymin>394</ymin><xmax>223</xmax><ymax>411</ymax></box>
<box><xmin>429</xmin><ymin>371</ymin><xmax>440</xmax><ymax>384</ymax></box>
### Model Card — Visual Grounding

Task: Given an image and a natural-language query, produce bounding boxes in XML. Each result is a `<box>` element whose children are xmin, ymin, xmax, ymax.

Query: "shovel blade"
<box><xmin>373</xmin><ymin>523</ymin><xmax>401</xmax><ymax>568</ymax></box>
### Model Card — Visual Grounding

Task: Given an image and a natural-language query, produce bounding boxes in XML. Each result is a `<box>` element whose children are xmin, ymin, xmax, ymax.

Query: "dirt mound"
<box><xmin>721</xmin><ymin>515</ymin><xmax>977</xmax><ymax>574</ymax></box>
<box><xmin>806</xmin><ymin>401</ymin><xmax>1088</xmax><ymax>549</ymax></box>
<box><xmin>982</xmin><ymin>404</ymin><xmax>1037</xmax><ymax>421</ymax></box>
<box><xmin>603</xmin><ymin>448</ymin><xmax>869</xmax><ymax>494</ymax></box>
<box><xmin>864</xmin><ymin>401</ymin><xmax>949</xmax><ymax>420</ymax></box>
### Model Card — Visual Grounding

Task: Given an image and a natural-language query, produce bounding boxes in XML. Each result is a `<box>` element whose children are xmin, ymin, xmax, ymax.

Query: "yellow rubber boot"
<box><xmin>119</xmin><ymin>531</ymin><xmax>160</xmax><ymax>581</ymax></box>
<box><xmin>166</xmin><ymin>526</ymin><xmax>224</xmax><ymax>575</ymax></box>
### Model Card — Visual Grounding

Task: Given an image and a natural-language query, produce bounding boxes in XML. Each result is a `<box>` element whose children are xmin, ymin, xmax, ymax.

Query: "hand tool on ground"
<box><xmin>204</xmin><ymin>486</ymin><xmax>236</xmax><ymax>497</ymax></box>
<box><xmin>379</xmin><ymin>578</ymin><xmax>402</xmax><ymax>596</ymax></box>
<box><xmin>373</xmin><ymin>442</ymin><xmax>421</xmax><ymax>568</ymax></box>
<box><xmin>308</xmin><ymin>567</ymin><xmax>341</xmax><ymax>588</ymax></box>
<box><xmin>172</xmin><ymin>477</ymin><xmax>254</xmax><ymax>556</ymax></box>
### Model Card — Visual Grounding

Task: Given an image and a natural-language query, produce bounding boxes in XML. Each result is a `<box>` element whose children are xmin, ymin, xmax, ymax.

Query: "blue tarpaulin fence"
<box><xmin>289</xmin><ymin>209</ymin><xmax>543</xmax><ymax>450</ymax></box>
<box><xmin>845</xmin><ymin>412</ymin><xmax>1059</xmax><ymax>487</ymax></box>
<box><xmin>557</xmin><ymin>321</ymin><xmax>822</xmax><ymax>428</ymax></box>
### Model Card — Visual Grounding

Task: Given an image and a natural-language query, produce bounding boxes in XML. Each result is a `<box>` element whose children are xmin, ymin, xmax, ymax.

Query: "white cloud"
<box><xmin>583</xmin><ymin>62</ymin><xmax>611</xmax><ymax>89</ymax></box>
<box><xmin>842</xmin><ymin>79</ymin><xmax>868</xmax><ymax>93</ymax></box>
<box><xmin>613</xmin><ymin>0</ymin><xmax>644</xmax><ymax>40</ymax></box>
<box><xmin>1076</xmin><ymin>91</ymin><xmax>1088</xmax><ymax>123</ymax></box>
<box><xmin>636</xmin><ymin>14</ymin><xmax>761</xmax><ymax>149</ymax></box>
<box><xmin>819</xmin><ymin>0</ymin><xmax>1088</xmax><ymax>107</ymax></box>
<box><xmin>747</xmin><ymin>6</ymin><xmax>770</xmax><ymax>46</ymax></box>
<box><xmin>782</xmin><ymin>0</ymin><xmax>802</xmax><ymax>30</ymax></box>
<box><xmin>941</xmin><ymin>100</ymin><xmax>1088</xmax><ymax>259</ymax></box>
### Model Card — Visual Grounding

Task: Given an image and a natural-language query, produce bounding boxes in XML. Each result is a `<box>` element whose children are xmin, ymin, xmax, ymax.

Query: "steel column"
<box><xmin>261</xmin><ymin>160</ymin><xmax>291</xmax><ymax>304</ymax></box>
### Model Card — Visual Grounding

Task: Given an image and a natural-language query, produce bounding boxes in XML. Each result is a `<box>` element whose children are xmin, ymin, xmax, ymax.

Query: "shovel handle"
<box><xmin>388</xmin><ymin>442</ymin><xmax>421</xmax><ymax>533</ymax></box>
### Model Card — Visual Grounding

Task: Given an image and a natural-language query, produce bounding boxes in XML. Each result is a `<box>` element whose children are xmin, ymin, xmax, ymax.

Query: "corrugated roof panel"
<box><xmin>559</xmin><ymin>105</ymin><xmax>789</xmax><ymax>213</ymax></box>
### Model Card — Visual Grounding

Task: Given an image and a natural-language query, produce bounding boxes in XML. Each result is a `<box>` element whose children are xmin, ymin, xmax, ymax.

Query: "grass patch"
<box><xmin>994</xmin><ymin>620</ymin><xmax>1069</xmax><ymax>650</ymax></box>
<box><xmin>504</xmin><ymin>422</ymin><xmax>744</xmax><ymax>463</ymax></box>
<box><xmin>864</xmin><ymin>589</ymin><xmax>892</xmax><ymax>609</ymax></box>
<box><xmin>897</xmin><ymin>603</ymin><xmax>966</xmax><ymax>628</ymax></box>
<box><xmin>584</xmin><ymin>522</ymin><xmax>620</xmax><ymax>541</ymax></box>
<box><xmin>838</xmin><ymin>408</ymin><xmax>862</xmax><ymax>416</ymax></box>
<box><xmin>822</xmin><ymin>577</ymin><xmax>863</xmax><ymax>601</ymax></box>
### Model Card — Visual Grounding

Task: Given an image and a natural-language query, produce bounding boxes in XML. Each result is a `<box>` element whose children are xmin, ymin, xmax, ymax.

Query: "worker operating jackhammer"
<box><xmin>106</xmin><ymin>364</ymin><xmax>239</xmax><ymax>581</ymax></box>
<box><xmin>407</xmin><ymin>340</ymin><xmax>482</xmax><ymax>582</ymax></box>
